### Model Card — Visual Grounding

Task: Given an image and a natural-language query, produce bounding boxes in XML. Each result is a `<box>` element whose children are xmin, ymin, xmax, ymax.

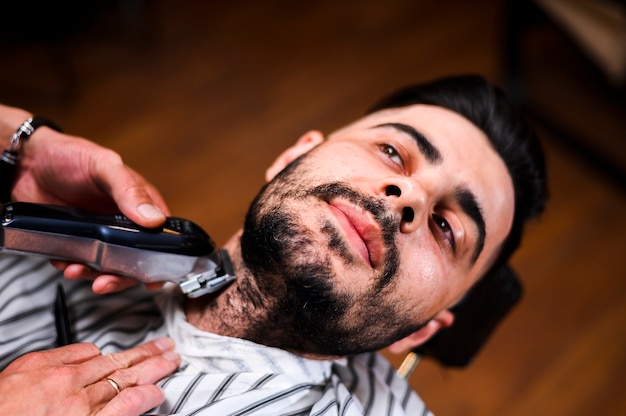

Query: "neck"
<box><xmin>183</xmin><ymin>232</ymin><xmax>338</xmax><ymax>360</ymax></box>
<box><xmin>184</xmin><ymin>232</ymin><xmax>266</xmax><ymax>338</ymax></box>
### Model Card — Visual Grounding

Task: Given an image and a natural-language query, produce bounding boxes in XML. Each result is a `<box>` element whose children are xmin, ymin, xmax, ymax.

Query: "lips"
<box><xmin>327</xmin><ymin>201</ymin><xmax>384</xmax><ymax>268</ymax></box>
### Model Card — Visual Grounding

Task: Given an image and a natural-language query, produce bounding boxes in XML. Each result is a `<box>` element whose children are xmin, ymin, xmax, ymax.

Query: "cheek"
<box><xmin>313</xmin><ymin>143</ymin><xmax>378</xmax><ymax>179</ymax></box>
<box><xmin>394</xmin><ymin>243</ymin><xmax>449</xmax><ymax>317</ymax></box>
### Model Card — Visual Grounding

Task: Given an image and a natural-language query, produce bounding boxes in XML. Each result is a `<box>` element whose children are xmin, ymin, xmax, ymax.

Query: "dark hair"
<box><xmin>367</xmin><ymin>74</ymin><xmax>548</xmax><ymax>267</ymax></box>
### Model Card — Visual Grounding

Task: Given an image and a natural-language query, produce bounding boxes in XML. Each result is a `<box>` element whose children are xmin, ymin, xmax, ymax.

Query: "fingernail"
<box><xmin>138</xmin><ymin>204</ymin><xmax>164</xmax><ymax>221</ymax></box>
<box><xmin>154</xmin><ymin>337</ymin><xmax>175</xmax><ymax>351</ymax></box>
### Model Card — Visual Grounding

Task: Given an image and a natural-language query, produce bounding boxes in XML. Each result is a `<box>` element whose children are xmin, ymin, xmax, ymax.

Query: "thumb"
<box><xmin>90</xmin><ymin>145</ymin><xmax>169</xmax><ymax>228</ymax></box>
<box><xmin>106</xmin><ymin>168</ymin><xmax>169</xmax><ymax>228</ymax></box>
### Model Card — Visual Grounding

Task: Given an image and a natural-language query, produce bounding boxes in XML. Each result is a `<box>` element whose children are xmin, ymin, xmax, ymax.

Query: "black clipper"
<box><xmin>0</xmin><ymin>202</ymin><xmax>235</xmax><ymax>298</ymax></box>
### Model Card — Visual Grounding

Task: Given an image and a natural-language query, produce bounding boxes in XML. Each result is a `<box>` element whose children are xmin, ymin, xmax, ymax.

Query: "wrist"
<box><xmin>0</xmin><ymin>104</ymin><xmax>33</xmax><ymax>148</ymax></box>
<box><xmin>1</xmin><ymin>114</ymin><xmax>62</xmax><ymax>203</ymax></box>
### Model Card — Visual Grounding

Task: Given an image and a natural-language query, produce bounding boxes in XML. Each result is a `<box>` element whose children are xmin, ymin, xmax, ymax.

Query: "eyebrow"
<box><xmin>455</xmin><ymin>187</ymin><xmax>486</xmax><ymax>264</ymax></box>
<box><xmin>373</xmin><ymin>122</ymin><xmax>486</xmax><ymax>263</ymax></box>
<box><xmin>374</xmin><ymin>122</ymin><xmax>442</xmax><ymax>164</ymax></box>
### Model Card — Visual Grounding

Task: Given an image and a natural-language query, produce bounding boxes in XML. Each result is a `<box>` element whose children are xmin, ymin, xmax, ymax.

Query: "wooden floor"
<box><xmin>1</xmin><ymin>1</ymin><xmax>624</xmax><ymax>414</ymax></box>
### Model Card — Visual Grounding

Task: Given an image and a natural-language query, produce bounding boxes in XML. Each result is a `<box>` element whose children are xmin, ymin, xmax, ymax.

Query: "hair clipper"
<box><xmin>0</xmin><ymin>202</ymin><xmax>235</xmax><ymax>298</ymax></box>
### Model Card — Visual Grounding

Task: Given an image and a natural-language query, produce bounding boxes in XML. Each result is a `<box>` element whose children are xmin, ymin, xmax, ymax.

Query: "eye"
<box><xmin>379</xmin><ymin>144</ymin><xmax>404</xmax><ymax>169</ymax></box>
<box><xmin>432</xmin><ymin>213</ymin><xmax>456</xmax><ymax>253</ymax></box>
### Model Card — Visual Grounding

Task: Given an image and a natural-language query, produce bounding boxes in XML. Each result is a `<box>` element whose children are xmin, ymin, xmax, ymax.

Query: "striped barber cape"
<box><xmin>0</xmin><ymin>254</ymin><xmax>433</xmax><ymax>415</ymax></box>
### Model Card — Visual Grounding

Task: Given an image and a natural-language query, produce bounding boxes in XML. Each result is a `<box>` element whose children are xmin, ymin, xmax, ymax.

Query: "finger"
<box><xmin>82</xmin><ymin>377</ymin><xmax>161</xmax><ymax>414</ymax></box>
<box><xmin>99</xmin><ymin>384</ymin><xmax>166</xmax><ymax>416</ymax></box>
<box><xmin>86</xmin><ymin>349</ymin><xmax>178</xmax><ymax>403</ymax></box>
<box><xmin>112</xmin><ymin>186</ymin><xmax>166</xmax><ymax>229</ymax></box>
<box><xmin>63</xmin><ymin>264</ymin><xmax>137</xmax><ymax>291</ymax></box>
<box><xmin>82</xmin><ymin>339</ymin><xmax>179</xmax><ymax>406</ymax></box>
<box><xmin>105</xmin><ymin>349</ymin><xmax>180</xmax><ymax>388</ymax></box>
<box><xmin>86</xmin><ymin>352</ymin><xmax>178</xmax><ymax>412</ymax></box>
<box><xmin>92</xmin><ymin>154</ymin><xmax>169</xmax><ymax>228</ymax></box>
<box><xmin>91</xmin><ymin>275</ymin><xmax>139</xmax><ymax>294</ymax></box>
<box><xmin>78</xmin><ymin>337</ymin><xmax>177</xmax><ymax>386</ymax></box>
<box><xmin>8</xmin><ymin>343</ymin><xmax>102</xmax><ymax>370</ymax></box>
<box><xmin>50</xmin><ymin>259</ymin><xmax>70</xmax><ymax>270</ymax></box>
<box><xmin>54</xmin><ymin>343</ymin><xmax>103</xmax><ymax>365</ymax></box>
<box><xmin>86</xmin><ymin>147</ymin><xmax>167</xmax><ymax>228</ymax></box>
<box><xmin>62</xmin><ymin>263</ymin><xmax>161</xmax><ymax>293</ymax></box>
<box><xmin>144</xmin><ymin>282</ymin><xmax>166</xmax><ymax>291</ymax></box>
<box><xmin>103</xmin><ymin>337</ymin><xmax>177</xmax><ymax>371</ymax></box>
<box><xmin>86</xmin><ymin>376</ymin><xmax>124</xmax><ymax>405</ymax></box>
<box><xmin>63</xmin><ymin>264</ymin><xmax>98</xmax><ymax>280</ymax></box>
<box><xmin>126</xmin><ymin>167</ymin><xmax>171</xmax><ymax>216</ymax></box>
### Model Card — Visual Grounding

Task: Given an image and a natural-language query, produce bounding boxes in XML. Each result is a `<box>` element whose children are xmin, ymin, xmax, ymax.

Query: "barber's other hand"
<box><xmin>0</xmin><ymin>337</ymin><xmax>180</xmax><ymax>416</ymax></box>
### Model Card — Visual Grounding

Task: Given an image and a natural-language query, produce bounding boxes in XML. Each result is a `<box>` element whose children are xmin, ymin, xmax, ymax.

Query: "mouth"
<box><xmin>327</xmin><ymin>200</ymin><xmax>384</xmax><ymax>268</ymax></box>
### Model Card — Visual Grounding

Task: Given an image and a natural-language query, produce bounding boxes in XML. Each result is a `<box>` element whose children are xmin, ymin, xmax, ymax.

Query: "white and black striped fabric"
<box><xmin>0</xmin><ymin>254</ymin><xmax>433</xmax><ymax>415</ymax></box>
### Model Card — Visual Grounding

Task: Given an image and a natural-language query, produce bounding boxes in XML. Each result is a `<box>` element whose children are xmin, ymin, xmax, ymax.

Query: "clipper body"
<box><xmin>0</xmin><ymin>202</ymin><xmax>235</xmax><ymax>298</ymax></box>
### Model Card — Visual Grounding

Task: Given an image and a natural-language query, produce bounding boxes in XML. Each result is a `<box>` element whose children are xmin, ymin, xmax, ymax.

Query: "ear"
<box><xmin>386</xmin><ymin>309</ymin><xmax>455</xmax><ymax>355</ymax></box>
<box><xmin>265</xmin><ymin>130</ymin><xmax>324</xmax><ymax>181</ymax></box>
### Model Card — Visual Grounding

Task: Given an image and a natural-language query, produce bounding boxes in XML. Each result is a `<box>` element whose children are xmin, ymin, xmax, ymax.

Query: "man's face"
<box><xmin>240</xmin><ymin>104</ymin><xmax>514</xmax><ymax>356</ymax></box>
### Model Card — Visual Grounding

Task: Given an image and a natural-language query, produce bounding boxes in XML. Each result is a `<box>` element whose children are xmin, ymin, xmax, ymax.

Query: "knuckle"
<box><xmin>97</xmin><ymin>147</ymin><xmax>124</xmax><ymax>166</ymax></box>
<box><xmin>105</xmin><ymin>352</ymin><xmax>130</xmax><ymax>369</ymax></box>
<box><xmin>124</xmin><ymin>182</ymin><xmax>150</xmax><ymax>200</ymax></box>
<box><xmin>77</xmin><ymin>342</ymin><xmax>102</xmax><ymax>356</ymax></box>
<box><xmin>111</xmin><ymin>367</ymin><xmax>140</xmax><ymax>388</ymax></box>
<box><xmin>106</xmin><ymin>343</ymin><xmax>154</xmax><ymax>370</ymax></box>
<box><xmin>133</xmin><ymin>343</ymin><xmax>158</xmax><ymax>361</ymax></box>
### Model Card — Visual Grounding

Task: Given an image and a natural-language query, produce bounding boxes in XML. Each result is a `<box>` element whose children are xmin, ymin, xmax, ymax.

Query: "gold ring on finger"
<box><xmin>106</xmin><ymin>377</ymin><xmax>122</xmax><ymax>395</ymax></box>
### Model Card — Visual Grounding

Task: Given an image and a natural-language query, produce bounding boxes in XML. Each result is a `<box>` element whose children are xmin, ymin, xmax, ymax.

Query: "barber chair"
<box><xmin>503</xmin><ymin>0</ymin><xmax>626</xmax><ymax>191</ymax></box>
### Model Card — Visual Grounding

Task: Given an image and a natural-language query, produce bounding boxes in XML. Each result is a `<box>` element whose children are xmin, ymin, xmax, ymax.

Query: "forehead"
<box><xmin>332</xmin><ymin>104</ymin><xmax>488</xmax><ymax>147</ymax></box>
<box><xmin>330</xmin><ymin>104</ymin><xmax>515</xmax><ymax>271</ymax></box>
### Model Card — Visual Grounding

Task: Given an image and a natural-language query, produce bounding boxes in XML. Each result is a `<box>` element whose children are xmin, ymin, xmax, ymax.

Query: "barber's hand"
<box><xmin>2</xmin><ymin>104</ymin><xmax>170</xmax><ymax>293</ymax></box>
<box><xmin>0</xmin><ymin>337</ymin><xmax>180</xmax><ymax>416</ymax></box>
<box><xmin>14</xmin><ymin>129</ymin><xmax>169</xmax><ymax>222</ymax></box>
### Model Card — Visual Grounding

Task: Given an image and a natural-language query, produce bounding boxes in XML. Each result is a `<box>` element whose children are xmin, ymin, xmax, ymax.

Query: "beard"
<box><xmin>239</xmin><ymin>153</ymin><xmax>428</xmax><ymax>356</ymax></box>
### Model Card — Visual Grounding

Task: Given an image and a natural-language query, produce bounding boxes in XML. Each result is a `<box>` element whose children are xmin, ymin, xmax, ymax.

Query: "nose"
<box><xmin>383</xmin><ymin>179</ymin><xmax>426</xmax><ymax>234</ymax></box>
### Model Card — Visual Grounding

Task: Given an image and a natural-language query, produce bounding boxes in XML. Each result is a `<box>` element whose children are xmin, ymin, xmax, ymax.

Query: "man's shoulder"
<box><xmin>148</xmin><ymin>351</ymin><xmax>433</xmax><ymax>415</ymax></box>
<box><xmin>328</xmin><ymin>352</ymin><xmax>434</xmax><ymax>415</ymax></box>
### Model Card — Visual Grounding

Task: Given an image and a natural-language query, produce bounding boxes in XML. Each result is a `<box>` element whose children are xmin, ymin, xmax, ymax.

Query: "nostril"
<box><xmin>402</xmin><ymin>207</ymin><xmax>414</xmax><ymax>222</ymax></box>
<box><xmin>386</xmin><ymin>185</ymin><xmax>401</xmax><ymax>197</ymax></box>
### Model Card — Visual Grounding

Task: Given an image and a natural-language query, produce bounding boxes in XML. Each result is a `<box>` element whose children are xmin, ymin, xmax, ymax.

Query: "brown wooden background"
<box><xmin>1</xmin><ymin>1</ymin><xmax>624</xmax><ymax>414</ymax></box>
